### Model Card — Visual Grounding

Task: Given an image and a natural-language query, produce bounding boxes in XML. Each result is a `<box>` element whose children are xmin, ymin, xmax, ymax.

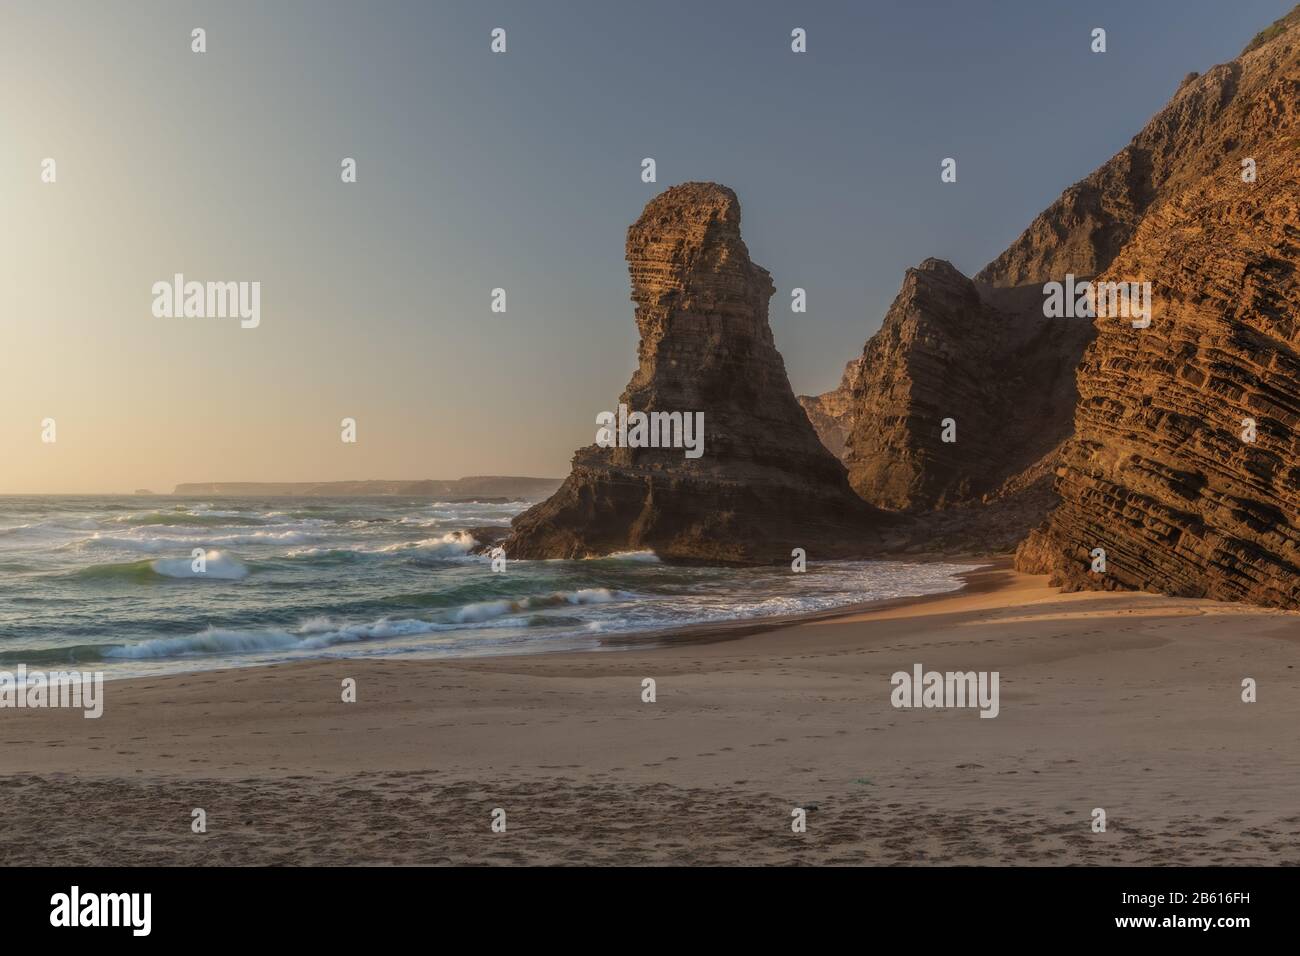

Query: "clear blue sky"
<box><xmin>1</xmin><ymin>0</ymin><xmax>1290</xmax><ymax>491</ymax></box>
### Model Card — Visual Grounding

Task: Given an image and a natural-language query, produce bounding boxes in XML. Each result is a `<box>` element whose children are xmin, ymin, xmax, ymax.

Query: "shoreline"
<box><xmin>34</xmin><ymin>554</ymin><xmax>994</xmax><ymax>685</ymax></box>
<box><xmin>3</xmin><ymin>562</ymin><xmax>1298</xmax><ymax>864</ymax></box>
<box><xmin>597</xmin><ymin>557</ymin><xmax>995</xmax><ymax>652</ymax></box>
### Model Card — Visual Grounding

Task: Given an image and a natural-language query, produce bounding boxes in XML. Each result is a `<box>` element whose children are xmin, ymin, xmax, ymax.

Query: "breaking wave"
<box><xmin>103</xmin><ymin>588</ymin><xmax>634</xmax><ymax>659</ymax></box>
<box><xmin>73</xmin><ymin>551</ymin><xmax>250</xmax><ymax>582</ymax></box>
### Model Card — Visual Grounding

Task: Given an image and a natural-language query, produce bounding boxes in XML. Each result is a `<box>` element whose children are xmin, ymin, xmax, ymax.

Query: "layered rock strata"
<box><xmin>806</xmin><ymin>15</ymin><xmax>1291</xmax><ymax>512</ymax></box>
<box><xmin>837</xmin><ymin>259</ymin><xmax>1090</xmax><ymax>511</ymax></box>
<box><xmin>1018</xmin><ymin>12</ymin><xmax>1300</xmax><ymax>606</ymax></box>
<box><xmin>506</xmin><ymin>183</ymin><xmax>885</xmax><ymax>563</ymax></box>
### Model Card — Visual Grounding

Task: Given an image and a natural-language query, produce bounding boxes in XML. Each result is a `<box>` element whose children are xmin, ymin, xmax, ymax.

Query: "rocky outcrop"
<box><xmin>976</xmin><ymin>62</ymin><xmax>1247</xmax><ymax>297</ymax></box>
<box><xmin>798</xmin><ymin>357</ymin><xmax>864</xmax><ymax>458</ymax></box>
<box><xmin>815</xmin><ymin>6</ymin><xmax>1300</xmax><ymax>551</ymax></box>
<box><xmin>506</xmin><ymin>183</ymin><xmax>886</xmax><ymax>563</ymax></box>
<box><xmin>1018</xmin><ymin>10</ymin><xmax>1300</xmax><ymax>607</ymax></box>
<box><xmin>828</xmin><ymin>258</ymin><xmax>1090</xmax><ymax>514</ymax></box>
<box><xmin>842</xmin><ymin>260</ymin><xmax>1005</xmax><ymax>508</ymax></box>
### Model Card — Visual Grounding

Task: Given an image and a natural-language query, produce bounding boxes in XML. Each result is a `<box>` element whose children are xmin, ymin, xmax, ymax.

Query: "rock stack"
<box><xmin>506</xmin><ymin>183</ymin><xmax>886</xmax><ymax>563</ymax></box>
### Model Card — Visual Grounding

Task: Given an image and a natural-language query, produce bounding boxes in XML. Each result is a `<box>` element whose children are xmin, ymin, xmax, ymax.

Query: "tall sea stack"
<box><xmin>506</xmin><ymin>182</ymin><xmax>885</xmax><ymax>563</ymax></box>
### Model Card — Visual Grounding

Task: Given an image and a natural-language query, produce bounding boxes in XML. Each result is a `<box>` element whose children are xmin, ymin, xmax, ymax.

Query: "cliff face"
<box><xmin>1018</xmin><ymin>19</ymin><xmax>1300</xmax><ymax>607</ymax></box>
<box><xmin>977</xmin><ymin>58</ymin><xmax>1252</xmax><ymax>292</ymax></box>
<box><xmin>506</xmin><ymin>183</ymin><xmax>885</xmax><ymax>563</ymax></box>
<box><xmin>826</xmin><ymin>257</ymin><xmax>1090</xmax><ymax>514</ymax></box>
<box><xmin>808</xmin><ymin>8</ymin><xmax>1300</xmax><ymax>555</ymax></box>
<box><xmin>797</xmin><ymin>357</ymin><xmax>864</xmax><ymax>459</ymax></box>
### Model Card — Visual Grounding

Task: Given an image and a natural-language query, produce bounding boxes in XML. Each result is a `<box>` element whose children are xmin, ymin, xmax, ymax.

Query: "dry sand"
<box><xmin>2</xmin><ymin>560</ymin><xmax>1297</xmax><ymax>865</ymax></box>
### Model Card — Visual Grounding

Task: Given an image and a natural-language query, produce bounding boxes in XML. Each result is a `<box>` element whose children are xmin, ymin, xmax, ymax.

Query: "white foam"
<box><xmin>453</xmin><ymin>599</ymin><xmax>516</xmax><ymax>623</ymax></box>
<box><xmin>106</xmin><ymin>627</ymin><xmax>301</xmax><ymax>658</ymax></box>
<box><xmin>451</xmin><ymin>588</ymin><xmax>628</xmax><ymax>624</ymax></box>
<box><xmin>562</xmin><ymin>587</ymin><xmax>624</xmax><ymax>604</ymax></box>
<box><xmin>594</xmin><ymin>550</ymin><xmax>661</xmax><ymax>563</ymax></box>
<box><xmin>150</xmin><ymin>550</ymin><xmax>248</xmax><ymax>580</ymax></box>
<box><xmin>106</xmin><ymin>616</ymin><xmax>451</xmax><ymax>659</ymax></box>
<box><xmin>284</xmin><ymin>531</ymin><xmax>483</xmax><ymax>561</ymax></box>
<box><xmin>0</xmin><ymin>518</ymin><xmax>99</xmax><ymax>541</ymax></box>
<box><xmin>373</xmin><ymin>531</ymin><xmax>479</xmax><ymax>557</ymax></box>
<box><xmin>85</xmin><ymin>529</ymin><xmax>318</xmax><ymax>552</ymax></box>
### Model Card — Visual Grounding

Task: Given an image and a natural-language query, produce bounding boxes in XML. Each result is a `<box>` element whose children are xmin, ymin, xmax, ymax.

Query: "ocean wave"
<box><xmin>281</xmin><ymin>530</ymin><xmax>481</xmax><ymax>563</ymax></box>
<box><xmin>104</xmin><ymin>617</ymin><xmax>454</xmax><ymax>659</ymax></box>
<box><xmin>72</xmin><ymin>551</ymin><xmax>249</xmax><ymax>582</ymax></box>
<box><xmin>279</xmin><ymin>546</ymin><xmax>367</xmax><ymax>563</ymax></box>
<box><xmin>183</xmin><ymin>506</ymin><xmax>260</xmax><ymax>517</ymax></box>
<box><xmin>399</xmin><ymin>516</ymin><xmax>512</xmax><ymax>529</ymax></box>
<box><xmin>0</xmin><ymin>642</ymin><xmax>123</xmax><ymax>666</ymax></box>
<box><xmin>0</xmin><ymin>518</ymin><xmax>100</xmax><ymax>540</ymax></box>
<box><xmin>151</xmin><ymin>551</ymin><xmax>248</xmax><ymax>580</ymax></box>
<box><xmin>102</xmin><ymin>588</ymin><xmax>635</xmax><ymax>660</ymax></box>
<box><xmin>109</xmin><ymin>512</ymin><xmax>266</xmax><ymax>527</ymax></box>
<box><xmin>105</xmin><ymin>627</ymin><xmax>306</xmax><ymax>658</ymax></box>
<box><xmin>589</xmin><ymin>550</ymin><xmax>661</xmax><ymax>563</ymax></box>
<box><xmin>430</xmin><ymin>499</ymin><xmax>529</xmax><ymax>507</ymax></box>
<box><xmin>73</xmin><ymin>560</ymin><xmax>160</xmax><ymax>583</ymax></box>
<box><xmin>82</xmin><ymin>529</ymin><xmax>319</xmax><ymax>552</ymax></box>
<box><xmin>451</xmin><ymin>588</ymin><xmax>631</xmax><ymax>623</ymax></box>
<box><xmin>373</xmin><ymin>531</ymin><xmax>479</xmax><ymax>557</ymax></box>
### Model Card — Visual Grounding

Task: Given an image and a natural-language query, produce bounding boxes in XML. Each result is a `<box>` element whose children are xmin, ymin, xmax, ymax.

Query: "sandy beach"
<box><xmin>2</xmin><ymin>560</ymin><xmax>1297</xmax><ymax>866</ymax></box>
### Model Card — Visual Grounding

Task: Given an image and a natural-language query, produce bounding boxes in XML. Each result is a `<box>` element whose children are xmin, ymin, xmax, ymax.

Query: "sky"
<box><xmin>1</xmin><ymin>0</ymin><xmax>1291</xmax><ymax>493</ymax></box>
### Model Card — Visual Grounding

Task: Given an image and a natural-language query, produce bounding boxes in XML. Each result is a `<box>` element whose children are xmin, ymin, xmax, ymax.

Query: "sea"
<box><xmin>0</xmin><ymin>495</ymin><xmax>977</xmax><ymax>680</ymax></box>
